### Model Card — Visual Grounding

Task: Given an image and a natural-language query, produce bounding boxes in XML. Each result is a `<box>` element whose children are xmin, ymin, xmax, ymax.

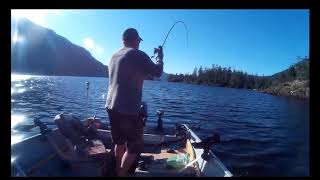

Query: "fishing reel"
<box><xmin>151</xmin><ymin>21</ymin><xmax>188</xmax><ymax>59</ymax></box>
<box><xmin>192</xmin><ymin>133</ymin><xmax>220</xmax><ymax>161</ymax></box>
<box><xmin>151</xmin><ymin>46</ymin><xmax>163</xmax><ymax>59</ymax></box>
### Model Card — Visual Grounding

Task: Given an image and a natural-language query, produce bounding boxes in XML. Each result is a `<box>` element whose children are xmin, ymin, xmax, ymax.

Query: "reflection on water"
<box><xmin>11</xmin><ymin>74</ymin><xmax>33</xmax><ymax>95</ymax></box>
<box><xmin>11</xmin><ymin>74</ymin><xmax>309</xmax><ymax>176</ymax></box>
<box><xmin>15</xmin><ymin>83</ymin><xmax>23</xmax><ymax>87</ymax></box>
<box><xmin>11</xmin><ymin>74</ymin><xmax>46</xmax><ymax>144</ymax></box>
<box><xmin>11</xmin><ymin>114</ymin><xmax>26</xmax><ymax>128</ymax></box>
<box><xmin>11</xmin><ymin>74</ymin><xmax>108</xmax><ymax>141</ymax></box>
<box><xmin>17</xmin><ymin>88</ymin><xmax>26</xmax><ymax>93</ymax></box>
<box><xmin>11</xmin><ymin>74</ymin><xmax>34</xmax><ymax>81</ymax></box>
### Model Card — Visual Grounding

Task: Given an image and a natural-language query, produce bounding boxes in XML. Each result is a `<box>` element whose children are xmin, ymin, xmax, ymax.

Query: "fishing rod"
<box><xmin>151</xmin><ymin>21</ymin><xmax>189</xmax><ymax>59</ymax></box>
<box><xmin>85</xmin><ymin>81</ymin><xmax>102</xmax><ymax>124</ymax></box>
<box><xmin>85</xmin><ymin>81</ymin><xmax>100</xmax><ymax>125</ymax></box>
<box><xmin>86</xmin><ymin>81</ymin><xmax>90</xmax><ymax>114</ymax></box>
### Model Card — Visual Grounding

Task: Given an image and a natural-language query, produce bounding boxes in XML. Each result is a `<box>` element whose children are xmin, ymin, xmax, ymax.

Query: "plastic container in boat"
<box><xmin>166</xmin><ymin>153</ymin><xmax>189</xmax><ymax>169</ymax></box>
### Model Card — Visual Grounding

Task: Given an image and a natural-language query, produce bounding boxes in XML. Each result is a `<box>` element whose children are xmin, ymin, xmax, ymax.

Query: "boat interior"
<box><xmin>12</xmin><ymin>123</ymin><xmax>200</xmax><ymax>177</ymax></box>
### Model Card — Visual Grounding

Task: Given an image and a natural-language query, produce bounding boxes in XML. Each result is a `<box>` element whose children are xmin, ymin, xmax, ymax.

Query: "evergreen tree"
<box><xmin>167</xmin><ymin>57</ymin><xmax>308</xmax><ymax>92</ymax></box>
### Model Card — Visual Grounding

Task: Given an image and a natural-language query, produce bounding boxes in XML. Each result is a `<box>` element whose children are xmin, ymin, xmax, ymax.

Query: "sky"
<box><xmin>11</xmin><ymin>9</ymin><xmax>309</xmax><ymax>76</ymax></box>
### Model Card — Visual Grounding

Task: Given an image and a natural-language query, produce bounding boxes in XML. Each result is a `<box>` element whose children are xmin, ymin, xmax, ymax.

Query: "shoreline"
<box><xmin>258</xmin><ymin>80</ymin><xmax>309</xmax><ymax>100</ymax></box>
<box><xmin>167</xmin><ymin>80</ymin><xmax>309</xmax><ymax>101</ymax></box>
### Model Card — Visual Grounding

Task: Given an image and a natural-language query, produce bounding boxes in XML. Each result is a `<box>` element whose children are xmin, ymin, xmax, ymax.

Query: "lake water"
<box><xmin>11</xmin><ymin>74</ymin><xmax>309</xmax><ymax>176</ymax></box>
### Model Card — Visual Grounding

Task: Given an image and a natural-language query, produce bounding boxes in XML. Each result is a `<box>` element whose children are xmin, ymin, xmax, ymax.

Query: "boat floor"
<box><xmin>12</xmin><ymin>123</ymin><xmax>202</xmax><ymax>177</ymax></box>
<box><xmin>22</xmin><ymin>143</ymin><xmax>198</xmax><ymax>177</ymax></box>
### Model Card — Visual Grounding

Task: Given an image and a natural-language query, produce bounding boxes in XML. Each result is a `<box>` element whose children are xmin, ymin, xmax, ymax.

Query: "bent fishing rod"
<box><xmin>151</xmin><ymin>21</ymin><xmax>189</xmax><ymax>59</ymax></box>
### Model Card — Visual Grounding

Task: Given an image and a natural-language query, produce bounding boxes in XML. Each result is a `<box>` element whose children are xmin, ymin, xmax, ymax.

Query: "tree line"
<box><xmin>167</xmin><ymin>57</ymin><xmax>309</xmax><ymax>90</ymax></box>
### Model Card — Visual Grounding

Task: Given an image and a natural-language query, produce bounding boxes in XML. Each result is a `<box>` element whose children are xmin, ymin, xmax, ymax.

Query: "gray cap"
<box><xmin>122</xmin><ymin>28</ymin><xmax>143</xmax><ymax>41</ymax></box>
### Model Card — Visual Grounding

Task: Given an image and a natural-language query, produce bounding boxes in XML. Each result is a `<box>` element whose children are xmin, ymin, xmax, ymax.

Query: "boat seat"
<box><xmin>46</xmin><ymin>130</ymin><xmax>106</xmax><ymax>164</ymax></box>
<box><xmin>44</xmin><ymin>113</ymin><xmax>107</xmax><ymax>164</ymax></box>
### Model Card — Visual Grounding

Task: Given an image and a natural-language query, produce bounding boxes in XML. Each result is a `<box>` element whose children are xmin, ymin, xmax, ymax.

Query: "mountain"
<box><xmin>270</xmin><ymin>57</ymin><xmax>309</xmax><ymax>83</ymax></box>
<box><xmin>260</xmin><ymin>57</ymin><xmax>309</xmax><ymax>99</ymax></box>
<box><xmin>11</xmin><ymin>18</ymin><xmax>108</xmax><ymax>77</ymax></box>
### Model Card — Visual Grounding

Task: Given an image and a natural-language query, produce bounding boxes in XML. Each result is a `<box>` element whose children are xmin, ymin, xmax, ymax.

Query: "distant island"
<box><xmin>11</xmin><ymin>18</ymin><xmax>107</xmax><ymax>77</ymax></box>
<box><xmin>167</xmin><ymin>57</ymin><xmax>309</xmax><ymax>100</ymax></box>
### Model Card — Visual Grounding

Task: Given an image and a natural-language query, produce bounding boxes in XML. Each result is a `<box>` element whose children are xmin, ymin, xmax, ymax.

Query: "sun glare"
<box><xmin>12</xmin><ymin>33</ymin><xmax>23</xmax><ymax>43</ymax></box>
<box><xmin>11</xmin><ymin>9</ymin><xmax>60</xmax><ymax>27</ymax></box>
<box><xmin>83</xmin><ymin>38</ymin><xmax>95</xmax><ymax>49</ymax></box>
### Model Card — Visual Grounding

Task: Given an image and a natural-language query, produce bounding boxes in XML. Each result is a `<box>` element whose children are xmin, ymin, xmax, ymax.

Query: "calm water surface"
<box><xmin>11</xmin><ymin>75</ymin><xmax>309</xmax><ymax>176</ymax></box>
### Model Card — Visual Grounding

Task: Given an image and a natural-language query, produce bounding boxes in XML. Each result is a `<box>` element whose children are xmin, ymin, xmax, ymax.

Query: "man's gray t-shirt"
<box><xmin>106</xmin><ymin>47</ymin><xmax>163</xmax><ymax>116</ymax></box>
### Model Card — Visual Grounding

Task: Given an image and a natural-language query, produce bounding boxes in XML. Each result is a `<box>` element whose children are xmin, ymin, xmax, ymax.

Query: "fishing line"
<box><xmin>152</xmin><ymin>21</ymin><xmax>189</xmax><ymax>58</ymax></box>
<box><xmin>162</xmin><ymin>21</ymin><xmax>189</xmax><ymax>49</ymax></box>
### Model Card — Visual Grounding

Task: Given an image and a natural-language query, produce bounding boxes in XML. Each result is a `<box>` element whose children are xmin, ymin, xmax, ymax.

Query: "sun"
<box><xmin>11</xmin><ymin>9</ymin><xmax>60</xmax><ymax>27</ymax></box>
<box><xmin>11</xmin><ymin>10</ymin><xmax>47</xmax><ymax>26</ymax></box>
<box><xmin>11</xmin><ymin>10</ymin><xmax>61</xmax><ymax>43</ymax></box>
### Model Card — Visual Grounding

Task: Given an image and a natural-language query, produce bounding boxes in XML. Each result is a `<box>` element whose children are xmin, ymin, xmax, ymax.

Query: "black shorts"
<box><xmin>107</xmin><ymin>109</ymin><xmax>143</xmax><ymax>154</ymax></box>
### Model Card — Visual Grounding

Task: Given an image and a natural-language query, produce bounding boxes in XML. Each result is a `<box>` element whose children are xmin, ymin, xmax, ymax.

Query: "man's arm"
<box><xmin>138</xmin><ymin>50</ymin><xmax>164</xmax><ymax>78</ymax></box>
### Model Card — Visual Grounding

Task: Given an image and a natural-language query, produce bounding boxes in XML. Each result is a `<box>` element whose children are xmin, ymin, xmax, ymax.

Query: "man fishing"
<box><xmin>106</xmin><ymin>28</ymin><xmax>164</xmax><ymax>176</ymax></box>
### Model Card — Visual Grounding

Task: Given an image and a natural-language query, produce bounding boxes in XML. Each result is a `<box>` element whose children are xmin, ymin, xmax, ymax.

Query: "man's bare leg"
<box><xmin>118</xmin><ymin>151</ymin><xmax>138</xmax><ymax>176</ymax></box>
<box><xmin>114</xmin><ymin>144</ymin><xmax>126</xmax><ymax>176</ymax></box>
